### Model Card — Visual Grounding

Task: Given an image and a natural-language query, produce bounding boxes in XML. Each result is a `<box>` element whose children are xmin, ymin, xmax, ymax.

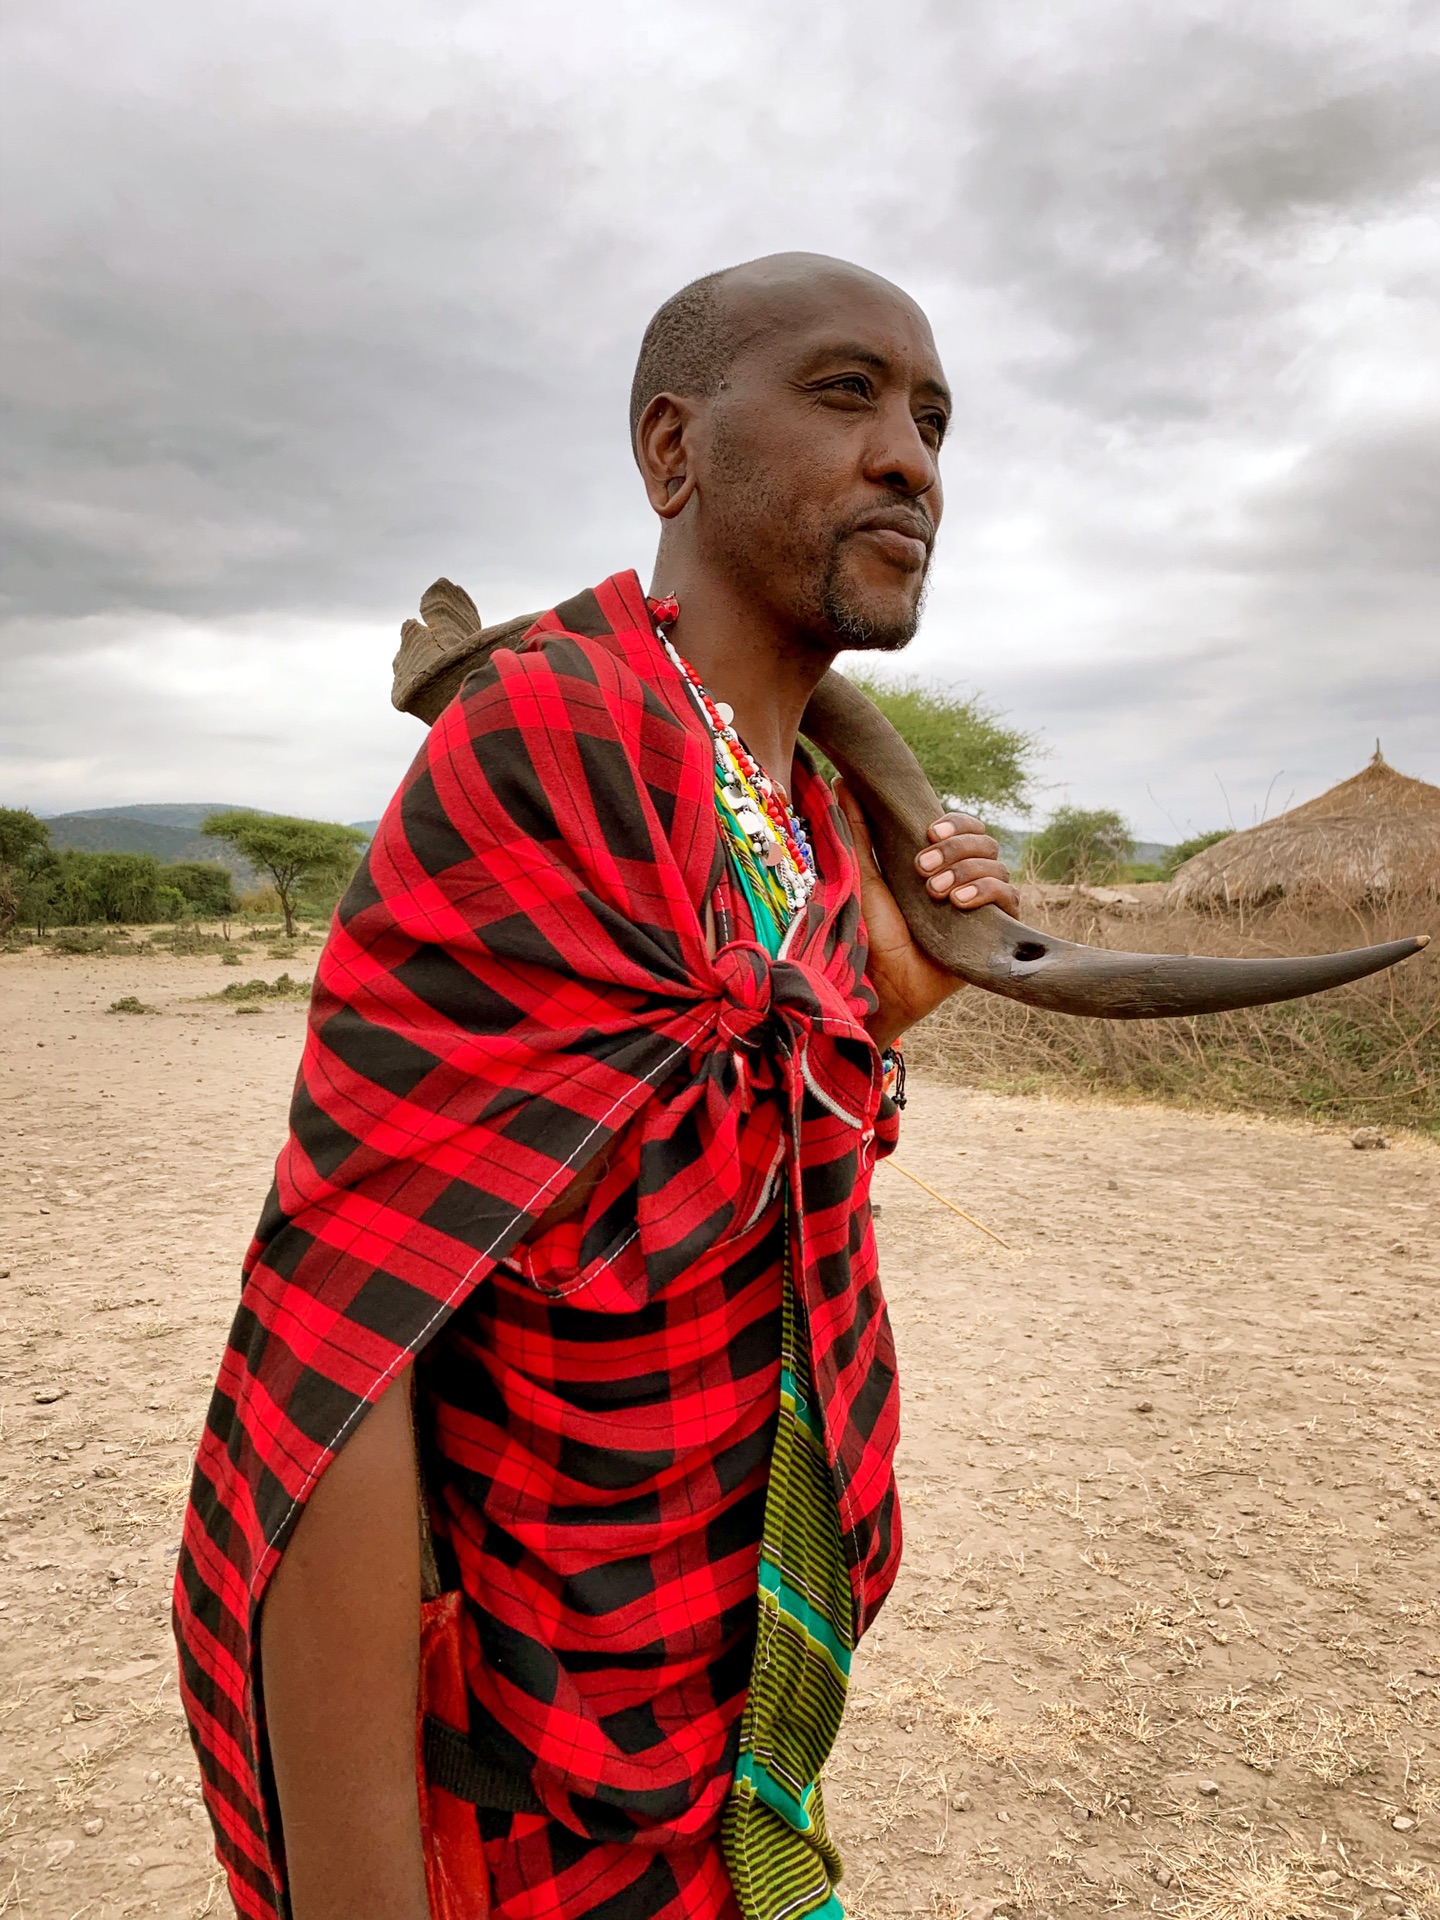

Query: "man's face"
<box><xmin>694</xmin><ymin>272</ymin><xmax>949</xmax><ymax>652</ymax></box>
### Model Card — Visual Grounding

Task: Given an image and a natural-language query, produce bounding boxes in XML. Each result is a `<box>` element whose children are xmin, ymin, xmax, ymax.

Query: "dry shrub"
<box><xmin>237</xmin><ymin>884</ymin><xmax>283</xmax><ymax>916</ymax></box>
<box><xmin>150</xmin><ymin>925</ymin><xmax>232</xmax><ymax>954</ymax></box>
<box><xmin>1146</xmin><ymin>1838</ymin><xmax>1332</xmax><ymax>1920</ymax></box>
<box><xmin>908</xmin><ymin>883</ymin><xmax>1438</xmax><ymax>1137</ymax></box>
<box><xmin>209</xmin><ymin>972</ymin><xmax>309</xmax><ymax>1003</ymax></box>
<box><xmin>46</xmin><ymin>926</ymin><xmax>139</xmax><ymax>956</ymax></box>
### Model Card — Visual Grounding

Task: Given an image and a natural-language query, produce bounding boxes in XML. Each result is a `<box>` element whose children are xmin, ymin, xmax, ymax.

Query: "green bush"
<box><xmin>214</xmin><ymin>973</ymin><xmax>310</xmax><ymax>1002</ymax></box>
<box><xmin>1161</xmin><ymin>828</ymin><xmax>1234</xmax><ymax>879</ymax></box>
<box><xmin>1025</xmin><ymin>807</ymin><xmax>1135</xmax><ymax>883</ymax></box>
<box><xmin>163</xmin><ymin>861</ymin><xmax>239</xmax><ymax>918</ymax></box>
<box><xmin>49</xmin><ymin>927</ymin><xmax>139</xmax><ymax>955</ymax></box>
<box><xmin>57</xmin><ymin>850</ymin><xmax>167</xmax><ymax>923</ymax></box>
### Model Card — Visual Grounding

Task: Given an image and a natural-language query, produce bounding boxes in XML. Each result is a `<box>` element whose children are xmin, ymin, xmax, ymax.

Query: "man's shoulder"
<box><xmin>359</xmin><ymin>573</ymin><xmax>716</xmax><ymax>904</ymax></box>
<box><xmin>519</xmin><ymin>571</ymin><xmax>666</xmax><ymax>689</ymax></box>
<box><xmin>446</xmin><ymin>570</ymin><xmax>695</xmax><ymax>748</ymax></box>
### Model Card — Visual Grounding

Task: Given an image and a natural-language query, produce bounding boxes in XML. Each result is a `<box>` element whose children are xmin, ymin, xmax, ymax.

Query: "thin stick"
<box><xmin>882</xmin><ymin>1160</ymin><xmax>1012</xmax><ymax>1248</ymax></box>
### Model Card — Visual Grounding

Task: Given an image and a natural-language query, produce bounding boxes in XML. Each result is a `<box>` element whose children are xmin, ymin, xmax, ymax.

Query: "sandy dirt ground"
<box><xmin>2</xmin><ymin>947</ymin><xmax>1437</xmax><ymax>1920</ymax></box>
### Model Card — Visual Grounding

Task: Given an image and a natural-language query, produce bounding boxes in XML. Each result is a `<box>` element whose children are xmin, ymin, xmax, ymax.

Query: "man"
<box><xmin>175</xmin><ymin>252</ymin><xmax>1018</xmax><ymax>1920</ymax></box>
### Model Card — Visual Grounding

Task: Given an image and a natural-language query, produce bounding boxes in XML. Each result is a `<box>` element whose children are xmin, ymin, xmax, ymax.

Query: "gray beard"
<box><xmin>820</xmin><ymin>556</ymin><xmax>929</xmax><ymax>653</ymax></box>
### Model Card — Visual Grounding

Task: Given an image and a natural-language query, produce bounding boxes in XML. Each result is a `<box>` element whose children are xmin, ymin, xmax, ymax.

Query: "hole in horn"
<box><xmin>1011</xmin><ymin>941</ymin><xmax>1048</xmax><ymax>964</ymax></box>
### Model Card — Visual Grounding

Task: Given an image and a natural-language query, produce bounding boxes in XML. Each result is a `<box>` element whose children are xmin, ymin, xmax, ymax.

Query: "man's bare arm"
<box><xmin>259</xmin><ymin>1371</ymin><xmax>430</xmax><ymax>1920</ymax></box>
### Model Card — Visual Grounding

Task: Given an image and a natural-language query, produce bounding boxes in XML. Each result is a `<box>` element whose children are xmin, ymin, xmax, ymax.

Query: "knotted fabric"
<box><xmin>173</xmin><ymin>571</ymin><xmax>902</xmax><ymax>1919</ymax></box>
<box><xmin>713</xmin><ymin>942</ymin><xmax>774</xmax><ymax>1049</ymax></box>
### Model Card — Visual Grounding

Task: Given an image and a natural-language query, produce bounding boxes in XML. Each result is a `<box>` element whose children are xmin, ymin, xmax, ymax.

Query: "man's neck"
<box><xmin>649</xmin><ymin>571</ymin><xmax>835</xmax><ymax>797</ymax></box>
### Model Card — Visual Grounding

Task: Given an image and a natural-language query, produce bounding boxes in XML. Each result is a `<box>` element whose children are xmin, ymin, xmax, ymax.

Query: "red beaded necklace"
<box><xmin>647</xmin><ymin>598</ymin><xmax>815</xmax><ymax>892</ymax></box>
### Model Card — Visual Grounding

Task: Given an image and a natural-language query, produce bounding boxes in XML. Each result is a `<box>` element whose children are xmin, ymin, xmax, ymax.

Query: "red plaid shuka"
<box><xmin>173</xmin><ymin>571</ymin><xmax>902</xmax><ymax>1918</ymax></box>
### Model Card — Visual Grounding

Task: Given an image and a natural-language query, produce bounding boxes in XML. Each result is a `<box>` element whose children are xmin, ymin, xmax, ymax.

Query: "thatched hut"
<box><xmin>1170</xmin><ymin>749</ymin><xmax>1440</xmax><ymax>908</ymax></box>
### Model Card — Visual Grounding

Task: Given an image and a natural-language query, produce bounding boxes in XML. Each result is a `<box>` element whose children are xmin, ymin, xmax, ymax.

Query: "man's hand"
<box><xmin>834</xmin><ymin>780</ymin><xmax>1018</xmax><ymax>1051</ymax></box>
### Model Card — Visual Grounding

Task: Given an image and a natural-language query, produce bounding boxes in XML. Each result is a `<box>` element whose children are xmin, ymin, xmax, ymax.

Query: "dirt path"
<box><xmin>2</xmin><ymin>950</ymin><xmax>1436</xmax><ymax>1920</ymax></box>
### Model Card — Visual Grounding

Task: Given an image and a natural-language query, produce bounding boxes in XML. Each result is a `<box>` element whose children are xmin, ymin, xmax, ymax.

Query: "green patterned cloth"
<box><xmin>713</xmin><ymin>780</ymin><xmax>855</xmax><ymax>1920</ymax></box>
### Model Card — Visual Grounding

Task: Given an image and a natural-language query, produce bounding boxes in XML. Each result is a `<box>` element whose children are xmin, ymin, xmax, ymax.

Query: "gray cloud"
<box><xmin>2</xmin><ymin>0</ymin><xmax>1437</xmax><ymax>832</ymax></box>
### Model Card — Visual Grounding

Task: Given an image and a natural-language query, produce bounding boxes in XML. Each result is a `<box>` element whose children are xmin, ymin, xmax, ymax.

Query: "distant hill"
<box><xmin>43</xmin><ymin>811</ymin><xmax>255</xmax><ymax>880</ymax></box>
<box><xmin>44</xmin><ymin>802</ymin><xmax>259</xmax><ymax>830</ymax></box>
<box><xmin>37</xmin><ymin>804</ymin><xmax>378</xmax><ymax>884</ymax></box>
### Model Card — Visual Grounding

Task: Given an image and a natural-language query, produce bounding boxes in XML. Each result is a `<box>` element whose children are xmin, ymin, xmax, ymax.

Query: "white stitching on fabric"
<box><xmin>776</xmin><ymin>906</ymin><xmax>807</xmax><ymax>961</ymax></box>
<box><xmin>797</xmin><ymin>1037</ymin><xmax>865</xmax><ymax>1130</ymax></box>
<box><xmin>260</xmin><ymin>1036</ymin><xmax>691</xmax><ymax>1554</ymax></box>
<box><xmin>739</xmin><ymin>1138</ymin><xmax>786</xmax><ymax>1235</ymax></box>
<box><xmin>534</xmin><ymin>1223</ymin><xmax>642</xmax><ymax>1300</ymax></box>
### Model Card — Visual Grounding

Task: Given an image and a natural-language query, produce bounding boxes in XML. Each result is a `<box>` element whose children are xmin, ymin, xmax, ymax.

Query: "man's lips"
<box><xmin>849</xmin><ymin>512</ymin><xmax>934</xmax><ymax>572</ymax></box>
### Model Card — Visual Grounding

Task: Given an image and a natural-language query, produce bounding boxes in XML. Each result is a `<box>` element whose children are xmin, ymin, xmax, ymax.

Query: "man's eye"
<box><xmin>825</xmin><ymin>375</ymin><xmax>871</xmax><ymax>400</ymax></box>
<box><xmin>918</xmin><ymin>412</ymin><xmax>948</xmax><ymax>445</ymax></box>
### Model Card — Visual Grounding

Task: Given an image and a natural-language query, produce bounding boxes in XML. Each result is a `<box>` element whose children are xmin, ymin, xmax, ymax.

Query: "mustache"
<box><xmin>843</xmin><ymin>503</ymin><xmax>936</xmax><ymax>551</ymax></box>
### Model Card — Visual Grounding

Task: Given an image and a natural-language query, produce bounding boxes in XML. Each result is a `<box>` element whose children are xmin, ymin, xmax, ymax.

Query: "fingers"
<box><xmin>926</xmin><ymin>860</ymin><xmax>1006</xmax><ymax>897</ymax></box>
<box><xmin>926</xmin><ymin>813</ymin><xmax>988</xmax><ymax>843</ymax></box>
<box><xmin>914</xmin><ymin>813</ymin><xmax>1017</xmax><ymax>915</ymax></box>
<box><xmin>841</xmin><ymin>791</ymin><xmax>1020</xmax><ymax>916</ymax></box>
<box><xmin>941</xmin><ymin>874</ymin><xmax>1021</xmax><ymax>916</ymax></box>
<box><xmin>915</xmin><ymin>819</ymin><xmax>1005</xmax><ymax>888</ymax></box>
<box><xmin>917</xmin><ymin>817</ymin><xmax>999</xmax><ymax>877</ymax></box>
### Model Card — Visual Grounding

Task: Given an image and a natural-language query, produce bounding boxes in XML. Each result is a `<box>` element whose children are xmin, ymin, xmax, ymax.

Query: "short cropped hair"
<box><xmin>628</xmin><ymin>269</ymin><xmax>740</xmax><ymax>445</ymax></box>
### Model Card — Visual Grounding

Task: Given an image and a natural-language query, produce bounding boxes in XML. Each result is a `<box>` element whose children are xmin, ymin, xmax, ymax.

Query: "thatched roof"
<box><xmin>1170</xmin><ymin>749</ymin><xmax>1440</xmax><ymax>908</ymax></box>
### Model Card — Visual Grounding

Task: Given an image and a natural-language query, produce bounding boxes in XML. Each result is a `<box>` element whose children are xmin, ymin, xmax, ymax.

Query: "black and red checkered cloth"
<box><xmin>173</xmin><ymin>571</ymin><xmax>902</xmax><ymax>1918</ymax></box>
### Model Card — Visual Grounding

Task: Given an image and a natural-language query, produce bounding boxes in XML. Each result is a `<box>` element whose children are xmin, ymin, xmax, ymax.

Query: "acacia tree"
<box><xmin>837</xmin><ymin>675</ymin><xmax>1036</xmax><ymax>815</ymax></box>
<box><xmin>202</xmin><ymin>810</ymin><xmax>368</xmax><ymax>937</ymax></box>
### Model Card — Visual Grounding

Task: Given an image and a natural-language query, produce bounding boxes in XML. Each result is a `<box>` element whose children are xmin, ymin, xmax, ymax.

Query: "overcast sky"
<box><xmin>3</xmin><ymin>0</ymin><xmax>1437</xmax><ymax>840</ymax></box>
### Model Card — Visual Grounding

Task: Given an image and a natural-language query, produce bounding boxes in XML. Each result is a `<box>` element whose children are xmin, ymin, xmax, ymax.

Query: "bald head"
<box><xmin>629</xmin><ymin>252</ymin><xmax>927</xmax><ymax>446</ymax></box>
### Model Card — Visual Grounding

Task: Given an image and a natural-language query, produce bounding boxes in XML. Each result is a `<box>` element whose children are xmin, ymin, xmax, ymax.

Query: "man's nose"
<box><xmin>864</xmin><ymin>400</ymin><xmax>938</xmax><ymax>497</ymax></box>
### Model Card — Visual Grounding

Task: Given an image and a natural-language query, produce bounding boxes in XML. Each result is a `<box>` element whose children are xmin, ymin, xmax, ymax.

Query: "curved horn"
<box><xmin>392</xmin><ymin>579</ymin><xmax>541</xmax><ymax>724</ymax></box>
<box><xmin>803</xmin><ymin>669</ymin><xmax>1427</xmax><ymax>1018</ymax></box>
<box><xmin>391</xmin><ymin>584</ymin><xmax>1428</xmax><ymax>1020</ymax></box>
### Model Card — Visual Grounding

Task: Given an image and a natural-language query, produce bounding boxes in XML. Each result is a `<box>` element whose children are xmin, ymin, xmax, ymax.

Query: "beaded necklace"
<box><xmin>648</xmin><ymin>598</ymin><xmax>817</xmax><ymax>926</ymax></box>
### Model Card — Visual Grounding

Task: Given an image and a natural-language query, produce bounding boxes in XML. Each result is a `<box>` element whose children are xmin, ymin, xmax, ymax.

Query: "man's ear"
<box><xmin>634</xmin><ymin>394</ymin><xmax>699</xmax><ymax>519</ymax></box>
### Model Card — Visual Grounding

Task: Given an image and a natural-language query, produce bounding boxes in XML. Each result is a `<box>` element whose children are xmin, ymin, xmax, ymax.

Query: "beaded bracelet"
<box><xmin>880</xmin><ymin>1042</ymin><xmax>907</xmax><ymax>1111</ymax></box>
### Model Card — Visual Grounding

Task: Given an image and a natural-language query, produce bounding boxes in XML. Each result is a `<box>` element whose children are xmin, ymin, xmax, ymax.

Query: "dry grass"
<box><xmin>909</xmin><ymin>883</ymin><xmax>1439</xmax><ymax>1136</ymax></box>
<box><xmin>1143</xmin><ymin>1840</ymin><xmax>1440</xmax><ymax>1920</ymax></box>
<box><xmin>1147</xmin><ymin>1838</ymin><xmax>1333</xmax><ymax>1919</ymax></box>
<box><xmin>1194</xmin><ymin>1685</ymin><xmax>1427</xmax><ymax>1785</ymax></box>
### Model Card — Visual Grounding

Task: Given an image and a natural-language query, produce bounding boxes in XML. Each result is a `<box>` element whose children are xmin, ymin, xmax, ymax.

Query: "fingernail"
<box><xmin>917</xmin><ymin>850</ymin><xmax>942</xmax><ymax>871</ymax></box>
<box><xmin>954</xmin><ymin>884</ymin><xmax>978</xmax><ymax>902</ymax></box>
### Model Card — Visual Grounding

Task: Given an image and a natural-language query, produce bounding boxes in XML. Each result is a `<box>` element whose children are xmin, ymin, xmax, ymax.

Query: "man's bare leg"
<box><xmin>259</xmin><ymin>1371</ymin><xmax>430</xmax><ymax>1920</ymax></box>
